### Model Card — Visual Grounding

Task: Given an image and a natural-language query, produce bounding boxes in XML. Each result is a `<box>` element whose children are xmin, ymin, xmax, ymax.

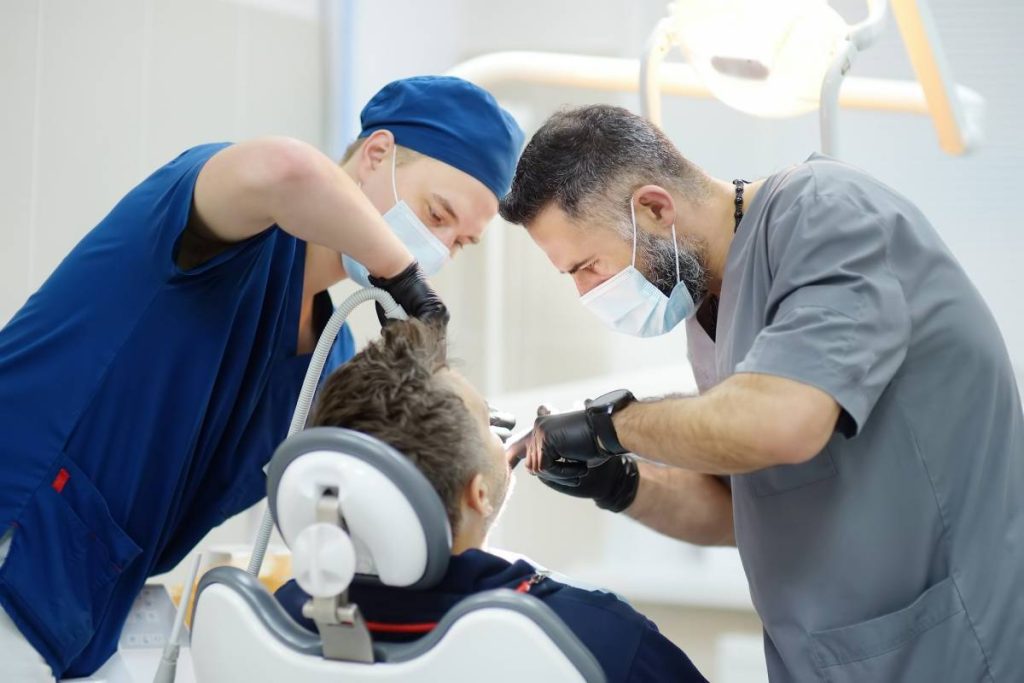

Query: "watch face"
<box><xmin>592</xmin><ymin>389</ymin><xmax>635</xmax><ymax>412</ymax></box>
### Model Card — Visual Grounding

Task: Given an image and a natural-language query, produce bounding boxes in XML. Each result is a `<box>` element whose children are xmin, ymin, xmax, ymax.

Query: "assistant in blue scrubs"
<box><xmin>0</xmin><ymin>142</ymin><xmax>355</xmax><ymax>677</ymax></box>
<box><xmin>0</xmin><ymin>75</ymin><xmax>523</xmax><ymax>678</ymax></box>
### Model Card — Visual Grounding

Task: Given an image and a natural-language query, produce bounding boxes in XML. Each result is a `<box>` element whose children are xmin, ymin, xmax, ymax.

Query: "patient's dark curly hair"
<box><xmin>311</xmin><ymin>319</ymin><xmax>483</xmax><ymax>532</ymax></box>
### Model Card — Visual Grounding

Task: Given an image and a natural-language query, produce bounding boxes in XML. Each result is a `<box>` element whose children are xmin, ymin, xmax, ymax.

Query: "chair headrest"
<box><xmin>267</xmin><ymin>427</ymin><xmax>452</xmax><ymax>591</ymax></box>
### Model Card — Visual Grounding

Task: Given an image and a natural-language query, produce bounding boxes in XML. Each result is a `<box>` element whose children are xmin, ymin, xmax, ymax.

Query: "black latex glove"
<box><xmin>539</xmin><ymin>454</ymin><xmax>640</xmax><ymax>512</ymax></box>
<box><xmin>368</xmin><ymin>261</ymin><xmax>450</xmax><ymax>327</ymax></box>
<box><xmin>533</xmin><ymin>409</ymin><xmax>639</xmax><ymax>512</ymax></box>
<box><xmin>532</xmin><ymin>409</ymin><xmax>608</xmax><ymax>478</ymax></box>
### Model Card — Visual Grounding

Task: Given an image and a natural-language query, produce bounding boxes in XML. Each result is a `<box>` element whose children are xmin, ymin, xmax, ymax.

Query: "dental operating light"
<box><xmin>642</xmin><ymin>0</ymin><xmax>891</xmax><ymax>154</ymax></box>
<box><xmin>669</xmin><ymin>0</ymin><xmax>854</xmax><ymax>118</ymax></box>
<box><xmin>448</xmin><ymin>0</ymin><xmax>981</xmax><ymax>159</ymax></box>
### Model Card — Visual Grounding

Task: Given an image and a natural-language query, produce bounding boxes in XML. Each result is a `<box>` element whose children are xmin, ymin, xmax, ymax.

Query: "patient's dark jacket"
<box><xmin>276</xmin><ymin>548</ymin><xmax>706</xmax><ymax>683</ymax></box>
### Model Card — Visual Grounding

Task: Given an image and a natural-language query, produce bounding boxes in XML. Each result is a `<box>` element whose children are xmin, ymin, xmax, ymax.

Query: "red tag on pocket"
<box><xmin>52</xmin><ymin>468</ymin><xmax>70</xmax><ymax>494</ymax></box>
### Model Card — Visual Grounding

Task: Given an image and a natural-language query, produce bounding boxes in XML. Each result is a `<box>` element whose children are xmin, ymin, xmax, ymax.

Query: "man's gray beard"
<box><xmin>636</xmin><ymin>227</ymin><xmax>708</xmax><ymax>301</ymax></box>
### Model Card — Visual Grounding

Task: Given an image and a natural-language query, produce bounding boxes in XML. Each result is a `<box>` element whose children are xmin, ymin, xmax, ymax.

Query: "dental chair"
<box><xmin>190</xmin><ymin>427</ymin><xmax>606</xmax><ymax>682</ymax></box>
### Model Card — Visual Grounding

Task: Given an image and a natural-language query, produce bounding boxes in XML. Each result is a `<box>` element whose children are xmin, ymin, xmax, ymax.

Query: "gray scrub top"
<box><xmin>701</xmin><ymin>154</ymin><xmax>1023</xmax><ymax>682</ymax></box>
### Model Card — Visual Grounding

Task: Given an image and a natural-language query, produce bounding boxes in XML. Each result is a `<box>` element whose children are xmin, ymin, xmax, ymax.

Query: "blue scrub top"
<box><xmin>0</xmin><ymin>143</ymin><xmax>355</xmax><ymax>677</ymax></box>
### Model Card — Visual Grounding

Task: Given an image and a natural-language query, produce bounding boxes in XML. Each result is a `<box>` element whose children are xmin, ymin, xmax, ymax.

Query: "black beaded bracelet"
<box><xmin>733</xmin><ymin>178</ymin><xmax>749</xmax><ymax>232</ymax></box>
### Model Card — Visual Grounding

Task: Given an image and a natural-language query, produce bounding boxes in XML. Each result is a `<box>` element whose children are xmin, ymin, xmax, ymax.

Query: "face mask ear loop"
<box><xmin>670</xmin><ymin>222</ymin><xmax>681</xmax><ymax>284</ymax></box>
<box><xmin>390</xmin><ymin>146</ymin><xmax>400</xmax><ymax>204</ymax></box>
<box><xmin>629</xmin><ymin>198</ymin><xmax>639</xmax><ymax>268</ymax></box>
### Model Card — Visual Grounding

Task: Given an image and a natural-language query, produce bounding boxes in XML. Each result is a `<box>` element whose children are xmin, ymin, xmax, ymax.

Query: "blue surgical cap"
<box><xmin>359</xmin><ymin>76</ymin><xmax>525</xmax><ymax>199</ymax></box>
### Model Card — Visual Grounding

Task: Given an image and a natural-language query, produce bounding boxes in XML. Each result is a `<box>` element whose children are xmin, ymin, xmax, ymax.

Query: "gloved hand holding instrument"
<box><xmin>513</xmin><ymin>391</ymin><xmax>641</xmax><ymax>513</ymax></box>
<box><xmin>369</xmin><ymin>261</ymin><xmax>450</xmax><ymax>327</ymax></box>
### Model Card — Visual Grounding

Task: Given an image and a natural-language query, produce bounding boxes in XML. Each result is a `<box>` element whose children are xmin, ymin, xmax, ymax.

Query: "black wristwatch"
<box><xmin>585</xmin><ymin>389</ymin><xmax>636</xmax><ymax>456</ymax></box>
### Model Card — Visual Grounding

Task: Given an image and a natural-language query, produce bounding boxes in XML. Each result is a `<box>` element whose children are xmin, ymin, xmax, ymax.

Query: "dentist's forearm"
<box><xmin>626</xmin><ymin>462</ymin><xmax>735</xmax><ymax>546</ymax></box>
<box><xmin>612</xmin><ymin>373</ymin><xmax>840</xmax><ymax>474</ymax></box>
<box><xmin>613</xmin><ymin>396</ymin><xmax>776</xmax><ymax>474</ymax></box>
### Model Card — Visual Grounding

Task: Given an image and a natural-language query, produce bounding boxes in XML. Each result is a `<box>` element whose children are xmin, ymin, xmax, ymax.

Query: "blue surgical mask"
<box><xmin>580</xmin><ymin>199</ymin><xmax>697</xmax><ymax>337</ymax></box>
<box><xmin>342</xmin><ymin>151</ymin><xmax>450</xmax><ymax>287</ymax></box>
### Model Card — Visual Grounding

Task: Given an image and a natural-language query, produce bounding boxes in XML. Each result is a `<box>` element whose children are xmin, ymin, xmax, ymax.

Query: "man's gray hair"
<box><xmin>499</xmin><ymin>104</ymin><xmax>710</xmax><ymax>236</ymax></box>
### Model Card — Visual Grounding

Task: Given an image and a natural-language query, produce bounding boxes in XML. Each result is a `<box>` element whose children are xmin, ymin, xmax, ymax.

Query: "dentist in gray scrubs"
<box><xmin>500</xmin><ymin>105</ymin><xmax>1023</xmax><ymax>682</ymax></box>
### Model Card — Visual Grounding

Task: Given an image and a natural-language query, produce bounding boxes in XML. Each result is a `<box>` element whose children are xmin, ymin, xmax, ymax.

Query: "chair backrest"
<box><xmin>191</xmin><ymin>567</ymin><xmax>606</xmax><ymax>682</ymax></box>
<box><xmin>266</xmin><ymin>427</ymin><xmax>452</xmax><ymax>592</ymax></box>
<box><xmin>190</xmin><ymin>426</ymin><xmax>607</xmax><ymax>681</ymax></box>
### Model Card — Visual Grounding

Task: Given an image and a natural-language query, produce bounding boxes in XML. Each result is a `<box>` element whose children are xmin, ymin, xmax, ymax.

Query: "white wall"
<box><xmin>0</xmin><ymin>0</ymin><xmax>324</xmax><ymax>324</ymax></box>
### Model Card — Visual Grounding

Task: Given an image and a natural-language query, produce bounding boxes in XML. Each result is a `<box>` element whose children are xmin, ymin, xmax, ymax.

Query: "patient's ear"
<box><xmin>453</xmin><ymin>474</ymin><xmax>492</xmax><ymax>554</ymax></box>
<box><xmin>464</xmin><ymin>473</ymin><xmax>494</xmax><ymax>518</ymax></box>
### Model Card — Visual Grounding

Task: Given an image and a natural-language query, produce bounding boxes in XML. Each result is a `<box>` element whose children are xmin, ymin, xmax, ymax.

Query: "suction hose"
<box><xmin>246</xmin><ymin>287</ymin><xmax>406</xmax><ymax>578</ymax></box>
<box><xmin>152</xmin><ymin>553</ymin><xmax>202</xmax><ymax>683</ymax></box>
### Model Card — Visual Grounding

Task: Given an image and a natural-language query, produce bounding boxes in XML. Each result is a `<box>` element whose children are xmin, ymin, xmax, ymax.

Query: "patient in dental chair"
<box><xmin>275</xmin><ymin>319</ymin><xmax>707</xmax><ymax>682</ymax></box>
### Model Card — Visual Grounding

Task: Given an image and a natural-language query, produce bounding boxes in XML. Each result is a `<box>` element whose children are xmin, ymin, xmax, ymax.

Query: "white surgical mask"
<box><xmin>343</xmin><ymin>151</ymin><xmax>450</xmax><ymax>287</ymax></box>
<box><xmin>580</xmin><ymin>200</ymin><xmax>697</xmax><ymax>337</ymax></box>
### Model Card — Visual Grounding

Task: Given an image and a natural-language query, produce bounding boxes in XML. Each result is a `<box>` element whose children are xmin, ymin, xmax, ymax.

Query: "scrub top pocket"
<box><xmin>809</xmin><ymin>576</ymin><xmax>993</xmax><ymax>683</ymax></box>
<box><xmin>0</xmin><ymin>454</ymin><xmax>141</xmax><ymax>668</ymax></box>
